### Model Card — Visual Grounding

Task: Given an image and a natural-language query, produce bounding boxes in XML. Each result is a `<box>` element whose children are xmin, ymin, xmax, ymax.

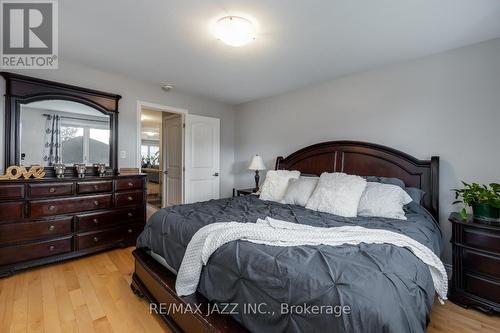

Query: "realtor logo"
<box><xmin>1</xmin><ymin>0</ymin><xmax>58</xmax><ymax>69</ymax></box>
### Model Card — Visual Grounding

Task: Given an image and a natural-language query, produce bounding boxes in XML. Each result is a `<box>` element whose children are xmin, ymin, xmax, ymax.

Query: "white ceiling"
<box><xmin>60</xmin><ymin>0</ymin><xmax>500</xmax><ymax>104</ymax></box>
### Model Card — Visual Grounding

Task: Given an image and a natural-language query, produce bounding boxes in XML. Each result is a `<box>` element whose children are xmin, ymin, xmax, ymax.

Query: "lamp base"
<box><xmin>254</xmin><ymin>170</ymin><xmax>260</xmax><ymax>192</ymax></box>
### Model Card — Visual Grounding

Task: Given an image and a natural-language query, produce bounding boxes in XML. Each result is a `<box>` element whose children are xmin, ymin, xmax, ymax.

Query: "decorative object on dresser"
<box><xmin>248</xmin><ymin>154</ymin><xmax>266</xmax><ymax>191</ymax></box>
<box><xmin>75</xmin><ymin>163</ymin><xmax>87</xmax><ymax>178</ymax></box>
<box><xmin>0</xmin><ymin>175</ymin><xmax>147</xmax><ymax>277</ymax></box>
<box><xmin>0</xmin><ymin>165</ymin><xmax>45</xmax><ymax>180</ymax></box>
<box><xmin>232</xmin><ymin>188</ymin><xmax>255</xmax><ymax>197</ymax></box>
<box><xmin>449</xmin><ymin>212</ymin><xmax>500</xmax><ymax>313</ymax></box>
<box><xmin>53</xmin><ymin>163</ymin><xmax>66</xmax><ymax>178</ymax></box>
<box><xmin>94</xmin><ymin>163</ymin><xmax>107</xmax><ymax>177</ymax></box>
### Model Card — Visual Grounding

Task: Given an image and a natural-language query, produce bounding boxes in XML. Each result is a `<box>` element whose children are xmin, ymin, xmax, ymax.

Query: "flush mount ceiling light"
<box><xmin>161</xmin><ymin>84</ymin><xmax>174</xmax><ymax>92</ymax></box>
<box><xmin>212</xmin><ymin>16</ymin><xmax>256</xmax><ymax>47</ymax></box>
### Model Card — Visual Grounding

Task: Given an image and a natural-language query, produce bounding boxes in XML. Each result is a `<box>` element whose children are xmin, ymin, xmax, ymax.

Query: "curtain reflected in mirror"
<box><xmin>20</xmin><ymin>100</ymin><xmax>111</xmax><ymax>167</ymax></box>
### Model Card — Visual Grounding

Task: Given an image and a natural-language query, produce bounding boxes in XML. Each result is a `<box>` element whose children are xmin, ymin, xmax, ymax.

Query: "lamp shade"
<box><xmin>248</xmin><ymin>155</ymin><xmax>266</xmax><ymax>170</ymax></box>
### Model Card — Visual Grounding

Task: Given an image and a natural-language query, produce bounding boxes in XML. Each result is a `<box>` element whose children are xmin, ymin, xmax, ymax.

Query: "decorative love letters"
<box><xmin>0</xmin><ymin>165</ymin><xmax>45</xmax><ymax>180</ymax></box>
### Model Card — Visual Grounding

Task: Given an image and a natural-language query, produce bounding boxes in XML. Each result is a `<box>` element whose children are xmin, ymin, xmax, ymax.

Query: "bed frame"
<box><xmin>131</xmin><ymin>140</ymin><xmax>440</xmax><ymax>333</ymax></box>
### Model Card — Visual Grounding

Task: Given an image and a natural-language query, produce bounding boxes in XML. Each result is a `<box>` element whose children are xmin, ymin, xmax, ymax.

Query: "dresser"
<box><xmin>0</xmin><ymin>174</ymin><xmax>146</xmax><ymax>277</ymax></box>
<box><xmin>449</xmin><ymin>212</ymin><xmax>500</xmax><ymax>313</ymax></box>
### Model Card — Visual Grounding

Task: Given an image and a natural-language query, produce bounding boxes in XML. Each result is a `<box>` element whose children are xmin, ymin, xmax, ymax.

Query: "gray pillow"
<box><xmin>364</xmin><ymin>176</ymin><xmax>426</xmax><ymax>204</ymax></box>
<box><xmin>281</xmin><ymin>177</ymin><xmax>319</xmax><ymax>206</ymax></box>
<box><xmin>364</xmin><ymin>176</ymin><xmax>405</xmax><ymax>188</ymax></box>
<box><xmin>301</xmin><ymin>173</ymin><xmax>319</xmax><ymax>178</ymax></box>
<box><xmin>405</xmin><ymin>187</ymin><xmax>426</xmax><ymax>204</ymax></box>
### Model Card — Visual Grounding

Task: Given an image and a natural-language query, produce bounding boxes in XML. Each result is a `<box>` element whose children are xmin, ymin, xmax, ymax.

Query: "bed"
<box><xmin>131</xmin><ymin>141</ymin><xmax>441</xmax><ymax>333</ymax></box>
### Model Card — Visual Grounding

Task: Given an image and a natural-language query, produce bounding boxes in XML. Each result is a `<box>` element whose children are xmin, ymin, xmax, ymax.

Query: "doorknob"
<box><xmin>213</xmin><ymin>172</ymin><xmax>219</xmax><ymax>177</ymax></box>
<box><xmin>163</xmin><ymin>171</ymin><xmax>168</xmax><ymax>175</ymax></box>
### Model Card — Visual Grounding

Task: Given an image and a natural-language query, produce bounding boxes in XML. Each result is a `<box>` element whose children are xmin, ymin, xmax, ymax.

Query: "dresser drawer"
<box><xmin>77</xmin><ymin>207</ymin><xmax>144</xmax><ymax>232</ymax></box>
<box><xmin>463</xmin><ymin>249</ymin><xmax>500</xmax><ymax>279</ymax></box>
<box><xmin>463</xmin><ymin>228</ymin><xmax>500</xmax><ymax>253</ymax></box>
<box><xmin>30</xmin><ymin>194</ymin><xmax>113</xmax><ymax>217</ymax></box>
<box><xmin>77</xmin><ymin>180</ymin><xmax>113</xmax><ymax>194</ymax></box>
<box><xmin>77</xmin><ymin>223</ymin><xmax>142</xmax><ymax>250</ymax></box>
<box><xmin>115</xmin><ymin>190</ymin><xmax>144</xmax><ymax>207</ymax></box>
<box><xmin>29</xmin><ymin>183</ymin><xmax>73</xmax><ymax>197</ymax></box>
<box><xmin>0</xmin><ymin>237</ymin><xmax>72</xmax><ymax>266</ymax></box>
<box><xmin>0</xmin><ymin>184</ymin><xmax>24</xmax><ymax>200</ymax></box>
<box><xmin>115</xmin><ymin>178</ymin><xmax>143</xmax><ymax>191</ymax></box>
<box><xmin>463</xmin><ymin>273</ymin><xmax>500</xmax><ymax>304</ymax></box>
<box><xmin>0</xmin><ymin>217</ymin><xmax>72</xmax><ymax>244</ymax></box>
<box><xmin>0</xmin><ymin>202</ymin><xmax>23</xmax><ymax>221</ymax></box>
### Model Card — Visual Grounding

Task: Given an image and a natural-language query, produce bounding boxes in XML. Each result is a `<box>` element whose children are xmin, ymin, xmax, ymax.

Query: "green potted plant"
<box><xmin>453</xmin><ymin>182</ymin><xmax>500</xmax><ymax>220</ymax></box>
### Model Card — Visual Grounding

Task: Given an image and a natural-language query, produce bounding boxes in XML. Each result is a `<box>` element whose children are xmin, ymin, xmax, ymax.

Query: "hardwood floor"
<box><xmin>0</xmin><ymin>247</ymin><xmax>498</xmax><ymax>333</ymax></box>
<box><xmin>429</xmin><ymin>301</ymin><xmax>500</xmax><ymax>333</ymax></box>
<box><xmin>0</xmin><ymin>248</ymin><xmax>170</xmax><ymax>333</ymax></box>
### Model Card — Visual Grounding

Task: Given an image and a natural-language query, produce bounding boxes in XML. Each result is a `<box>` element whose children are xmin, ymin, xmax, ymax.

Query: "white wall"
<box><xmin>0</xmin><ymin>61</ymin><xmax>236</xmax><ymax>198</ymax></box>
<box><xmin>235</xmin><ymin>38</ymin><xmax>500</xmax><ymax>264</ymax></box>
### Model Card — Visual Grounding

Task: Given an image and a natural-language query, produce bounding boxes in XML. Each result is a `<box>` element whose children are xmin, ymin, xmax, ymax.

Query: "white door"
<box><xmin>163</xmin><ymin>114</ymin><xmax>183</xmax><ymax>206</ymax></box>
<box><xmin>184</xmin><ymin>114</ymin><xmax>220</xmax><ymax>203</ymax></box>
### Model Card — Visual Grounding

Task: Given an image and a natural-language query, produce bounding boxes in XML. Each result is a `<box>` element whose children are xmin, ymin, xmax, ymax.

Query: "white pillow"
<box><xmin>281</xmin><ymin>177</ymin><xmax>319</xmax><ymax>206</ymax></box>
<box><xmin>306</xmin><ymin>172</ymin><xmax>367</xmax><ymax>217</ymax></box>
<box><xmin>259</xmin><ymin>170</ymin><xmax>300</xmax><ymax>202</ymax></box>
<box><xmin>358</xmin><ymin>182</ymin><xmax>413</xmax><ymax>220</ymax></box>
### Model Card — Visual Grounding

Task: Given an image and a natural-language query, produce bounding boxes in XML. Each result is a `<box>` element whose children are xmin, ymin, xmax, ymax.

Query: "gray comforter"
<box><xmin>137</xmin><ymin>195</ymin><xmax>442</xmax><ymax>333</ymax></box>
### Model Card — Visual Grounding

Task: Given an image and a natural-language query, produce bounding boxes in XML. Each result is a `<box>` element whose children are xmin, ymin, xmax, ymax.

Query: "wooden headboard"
<box><xmin>275</xmin><ymin>141</ymin><xmax>439</xmax><ymax>222</ymax></box>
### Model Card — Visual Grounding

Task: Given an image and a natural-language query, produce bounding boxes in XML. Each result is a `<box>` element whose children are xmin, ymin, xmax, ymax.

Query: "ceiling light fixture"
<box><xmin>161</xmin><ymin>84</ymin><xmax>174</xmax><ymax>92</ymax></box>
<box><xmin>212</xmin><ymin>16</ymin><xmax>256</xmax><ymax>47</ymax></box>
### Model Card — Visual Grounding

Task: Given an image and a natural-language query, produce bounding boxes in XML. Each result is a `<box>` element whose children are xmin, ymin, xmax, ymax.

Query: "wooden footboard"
<box><xmin>131</xmin><ymin>248</ymin><xmax>247</xmax><ymax>333</ymax></box>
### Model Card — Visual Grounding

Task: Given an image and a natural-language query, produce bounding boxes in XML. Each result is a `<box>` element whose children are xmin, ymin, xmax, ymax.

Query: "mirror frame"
<box><xmin>1</xmin><ymin>72</ymin><xmax>121</xmax><ymax>177</ymax></box>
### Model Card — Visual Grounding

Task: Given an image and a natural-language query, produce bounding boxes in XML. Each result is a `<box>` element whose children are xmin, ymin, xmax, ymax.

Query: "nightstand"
<box><xmin>449</xmin><ymin>212</ymin><xmax>500</xmax><ymax>313</ymax></box>
<box><xmin>232</xmin><ymin>188</ymin><xmax>256</xmax><ymax>197</ymax></box>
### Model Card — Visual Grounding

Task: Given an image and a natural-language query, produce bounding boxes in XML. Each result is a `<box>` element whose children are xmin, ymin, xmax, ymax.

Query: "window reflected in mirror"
<box><xmin>20</xmin><ymin>100</ymin><xmax>111</xmax><ymax>167</ymax></box>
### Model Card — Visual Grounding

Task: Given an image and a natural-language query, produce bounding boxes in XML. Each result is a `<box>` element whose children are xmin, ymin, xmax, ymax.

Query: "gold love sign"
<box><xmin>0</xmin><ymin>165</ymin><xmax>45</xmax><ymax>180</ymax></box>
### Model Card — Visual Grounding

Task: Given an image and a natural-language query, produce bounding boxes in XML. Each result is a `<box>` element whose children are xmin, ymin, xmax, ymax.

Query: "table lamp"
<box><xmin>248</xmin><ymin>155</ymin><xmax>266</xmax><ymax>192</ymax></box>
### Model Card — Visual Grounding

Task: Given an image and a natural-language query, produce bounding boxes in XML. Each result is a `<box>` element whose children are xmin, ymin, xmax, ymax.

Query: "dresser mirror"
<box><xmin>1</xmin><ymin>72</ymin><xmax>121</xmax><ymax>177</ymax></box>
<box><xmin>20</xmin><ymin>100</ymin><xmax>111</xmax><ymax>167</ymax></box>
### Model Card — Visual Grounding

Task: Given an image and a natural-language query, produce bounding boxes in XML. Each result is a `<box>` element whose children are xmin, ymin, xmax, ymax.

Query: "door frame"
<box><xmin>136</xmin><ymin>101</ymin><xmax>188</xmax><ymax>206</ymax></box>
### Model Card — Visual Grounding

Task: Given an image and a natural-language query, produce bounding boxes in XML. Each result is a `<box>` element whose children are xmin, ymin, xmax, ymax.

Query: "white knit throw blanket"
<box><xmin>175</xmin><ymin>217</ymin><xmax>448</xmax><ymax>302</ymax></box>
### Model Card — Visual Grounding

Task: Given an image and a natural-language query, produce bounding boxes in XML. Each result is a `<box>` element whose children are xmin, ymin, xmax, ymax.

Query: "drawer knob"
<box><xmin>94</xmin><ymin>185</ymin><xmax>99</xmax><ymax>190</ymax></box>
<box><xmin>93</xmin><ymin>218</ymin><xmax>99</xmax><ymax>224</ymax></box>
<box><xmin>49</xmin><ymin>187</ymin><xmax>56</xmax><ymax>193</ymax></box>
<box><xmin>127</xmin><ymin>196</ymin><xmax>133</xmax><ymax>201</ymax></box>
<box><xmin>128</xmin><ymin>229</ymin><xmax>133</xmax><ymax>234</ymax></box>
<box><xmin>128</xmin><ymin>182</ymin><xmax>133</xmax><ymax>187</ymax></box>
<box><xmin>93</xmin><ymin>200</ymin><xmax>99</xmax><ymax>206</ymax></box>
<box><xmin>48</xmin><ymin>225</ymin><xmax>55</xmax><ymax>231</ymax></box>
<box><xmin>127</xmin><ymin>212</ymin><xmax>133</xmax><ymax>217</ymax></box>
<box><xmin>48</xmin><ymin>205</ymin><xmax>56</xmax><ymax>211</ymax></box>
<box><xmin>49</xmin><ymin>245</ymin><xmax>55</xmax><ymax>252</ymax></box>
<box><xmin>93</xmin><ymin>236</ymin><xmax>99</xmax><ymax>242</ymax></box>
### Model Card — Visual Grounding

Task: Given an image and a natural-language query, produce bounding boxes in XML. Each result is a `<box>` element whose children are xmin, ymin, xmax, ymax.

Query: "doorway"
<box><xmin>139</xmin><ymin>105</ymin><xmax>184</xmax><ymax>209</ymax></box>
<box><xmin>137</xmin><ymin>101</ymin><xmax>221</xmax><ymax>209</ymax></box>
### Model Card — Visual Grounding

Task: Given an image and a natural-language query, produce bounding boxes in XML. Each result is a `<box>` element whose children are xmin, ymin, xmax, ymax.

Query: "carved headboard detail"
<box><xmin>275</xmin><ymin>141</ymin><xmax>439</xmax><ymax>222</ymax></box>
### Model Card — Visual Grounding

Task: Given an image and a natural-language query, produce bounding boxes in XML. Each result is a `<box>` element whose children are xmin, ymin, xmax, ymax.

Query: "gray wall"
<box><xmin>235</xmin><ymin>38</ymin><xmax>500</xmax><ymax>264</ymax></box>
<box><xmin>0</xmin><ymin>61</ymin><xmax>236</xmax><ymax>198</ymax></box>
